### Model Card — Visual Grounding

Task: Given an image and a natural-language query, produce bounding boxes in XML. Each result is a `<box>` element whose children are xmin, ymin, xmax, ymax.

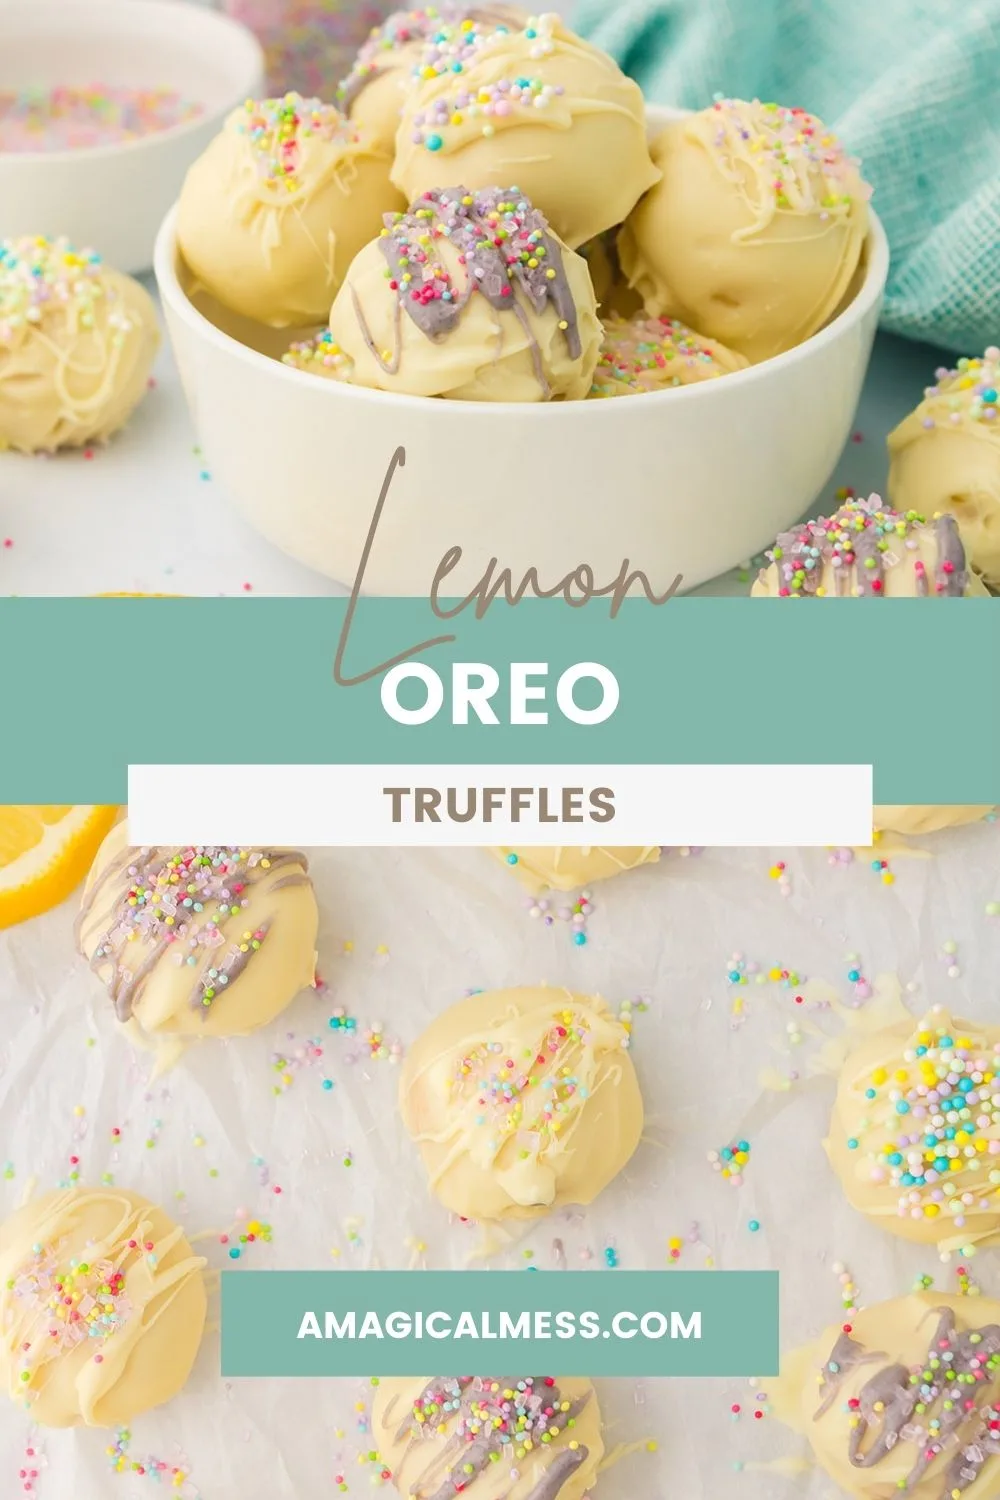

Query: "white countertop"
<box><xmin>2</xmin><ymin>832</ymin><xmax>999</xmax><ymax>1499</ymax></box>
<box><xmin>0</xmin><ymin>288</ymin><xmax>943</xmax><ymax>599</ymax></box>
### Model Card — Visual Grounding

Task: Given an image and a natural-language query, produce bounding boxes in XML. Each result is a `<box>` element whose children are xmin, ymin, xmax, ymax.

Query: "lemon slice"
<box><xmin>0</xmin><ymin>805</ymin><xmax>119</xmax><ymax>928</ymax></box>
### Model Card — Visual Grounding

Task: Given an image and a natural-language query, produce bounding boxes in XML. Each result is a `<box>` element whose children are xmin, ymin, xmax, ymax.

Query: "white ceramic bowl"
<box><xmin>155</xmin><ymin>106</ymin><xmax>889</xmax><ymax>595</ymax></box>
<box><xmin>0</xmin><ymin>0</ymin><xmax>263</xmax><ymax>274</ymax></box>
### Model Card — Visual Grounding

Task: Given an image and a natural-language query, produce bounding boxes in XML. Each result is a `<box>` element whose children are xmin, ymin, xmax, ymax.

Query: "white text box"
<box><xmin>127</xmin><ymin>764</ymin><xmax>874</xmax><ymax>847</ymax></box>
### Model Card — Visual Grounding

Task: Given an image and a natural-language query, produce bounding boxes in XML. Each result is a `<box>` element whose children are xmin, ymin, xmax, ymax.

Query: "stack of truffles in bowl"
<box><xmin>172</xmin><ymin>8</ymin><xmax>873</xmax><ymax>403</ymax></box>
<box><xmin>156</xmin><ymin>4</ymin><xmax>893</xmax><ymax>595</ymax></box>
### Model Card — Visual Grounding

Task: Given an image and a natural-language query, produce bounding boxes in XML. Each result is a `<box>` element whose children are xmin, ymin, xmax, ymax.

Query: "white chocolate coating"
<box><xmin>752</xmin><ymin>495</ymin><xmax>987</xmax><ymax>597</ymax></box>
<box><xmin>824</xmin><ymin>1007</ymin><xmax>1000</xmax><ymax>1251</ymax></box>
<box><xmin>590</xmin><ymin>314</ymin><xmax>747</xmax><ymax>398</ymax></box>
<box><xmin>888</xmin><ymin>350</ymin><xmax>1000</xmax><ymax>587</ymax></box>
<box><xmin>493</xmin><ymin>845</ymin><xmax>659</xmax><ymax>894</ymax></box>
<box><xmin>390</xmin><ymin>13</ymin><xmax>659</xmax><ymax>248</ymax></box>
<box><xmin>282</xmin><ymin>327</ymin><xmax>354</xmax><ymax>380</ymax></box>
<box><xmin>0</xmin><ymin>237</ymin><xmax>158</xmax><ymax>454</ymax></box>
<box><xmin>874</xmin><ymin>806</ymin><xmax>993</xmax><ymax>838</ymax></box>
<box><xmin>176</xmin><ymin>94</ymin><xmax>403</xmax><ymax>328</ymax></box>
<box><xmin>372</xmin><ymin>1375</ymin><xmax>603</xmax><ymax>1500</ymax></box>
<box><xmin>400</xmin><ymin>985</ymin><xmax>643</xmax><ymax>1221</ymax></box>
<box><xmin>620</xmin><ymin>99</ymin><xmax>870</xmax><ymax>363</ymax></box>
<box><xmin>77</xmin><ymin>824</ymin><xmax>318</xmax><ymax>1045</ymax></box>
<box><xmin>338</xmin><ymin>6</ymin><xmax>528</xmax><ymax>155</ymax></box>
<box><xmin>328</xmin><ymin>187</ymin><xmax>601</xmax><ymax>401</ymax></box>
<box><xmin>0</xmin><ymin>1188</ymin><xmax>206</xmax><ymax>1428</ymax></box>
<box><xmin>775</xmin><ymin>1292</ymin><xmax>1000</xmax><ymax>1500</ymax></box>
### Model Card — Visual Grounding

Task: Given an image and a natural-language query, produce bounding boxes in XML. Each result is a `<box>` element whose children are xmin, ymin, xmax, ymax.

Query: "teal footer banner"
<box><xmin>220</xmin><ymin>1270</ymin><xmax>779</xmax><ymax>1378</ymax></box>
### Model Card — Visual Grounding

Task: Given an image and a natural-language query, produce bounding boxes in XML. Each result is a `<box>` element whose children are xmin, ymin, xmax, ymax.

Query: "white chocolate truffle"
<box><xmin>400</xmin><ymin>985</ymin><xmax>643</xmax><ymax>1221</ymax></box>
<box><xmin>76</xmin><ymin>825</ymin><xmax>318</xmax><ymax>1045</ymax></box>
<box><xmin>372</xmin><ymin>1375</ymin><xmax>603</xmax><ymax>1500</ymax></box>
<box><xmin>590</xmin><ymin>314</ymin><xmax>747</xmax><ymax>398</ymax></box>
<box><xmin>0</xmin><ymin>237</ymin><xmax>158</xmax><ymax>454</ymax></box>
<box><xmin>888</xmin><ymin>349</ymin><xmax>1000</xmax><ymax>587</ymax></box>
<box><xmin>874</xmin><ymin>806</ymin><xmax>993</xmax><ymax>838</ymax></box>
<box><xmin>776</xmin><ymin>1293</ymin><xmax>1000</xmax><ymax>1499</ymax></box>
<box><xmin>390</xmin><ymin>13</ymin><xmax>659</xmax><ymax>249</ymax></box>
<box><xmin>752</xmin><ymin>495</ymin><xmax>987</xmax><ymax>597</ymax></box>
<box><xmin>176</xmin><ymin>94</ymin><xmax>404</xmax><ymax>328</ymax></box>
<box><xmin>337</xmin><ymin>5</ymin><xmax>528</xmax><ymax>155</ymax></box>
<box><xmin>494</xmin><ymin>845</ymin><xmax>659</xmax><ymax>894</ymax></box>
<box><xmin>620</xmin><ymin>99</ymin><xmax>870</xmax><ymax>363</ymax></box>
<box><xmin>328</xmin><ymin>186</ymin><xmax>601</xmax><ymax>401</ymax></box>
<box><xmin>0</xmin><ymin>1187</ymin><xmax>206</xmax><ymax>1428</ymax></box>
<box><xmin>824</xmin><ymin>1007</ymin><xmax>1000</xmax><ymax>1251</ymax></box>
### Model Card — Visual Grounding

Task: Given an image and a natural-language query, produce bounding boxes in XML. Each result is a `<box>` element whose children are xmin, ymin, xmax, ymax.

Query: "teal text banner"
<box><xmin>220</xmin><ymin>1270</ymin><xmax>779</xmax><ymax>1378</ymax></box>
<box><xmin>0</xmin><ymin>596</ymin><xmax>997</xmax><ymax>802</ymax></box>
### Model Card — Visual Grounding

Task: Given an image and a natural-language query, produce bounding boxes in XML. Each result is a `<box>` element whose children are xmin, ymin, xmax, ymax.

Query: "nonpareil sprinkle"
<box><xmin>709</xmin><ymin>1140</ymin><xmax>751</xmax><ymax>1186</ymax></box>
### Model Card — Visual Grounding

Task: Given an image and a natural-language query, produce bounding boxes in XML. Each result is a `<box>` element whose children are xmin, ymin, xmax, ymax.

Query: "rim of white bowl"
<box><xmin>154</xmin><ymin>200</ymin><xmax>890</xmax><ymax>418</ymax></box>
<box><xmin>0</xmin><ymin>0</ymin><xmax>264</xmax><ymax>167</ymax></box>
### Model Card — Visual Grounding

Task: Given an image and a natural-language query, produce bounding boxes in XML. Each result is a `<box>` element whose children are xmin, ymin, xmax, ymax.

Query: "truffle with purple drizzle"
<box><xmin>752</xmin><ymin>494</ymin><xmax>988</xmax><ymax>597</ymax></box>
<box><xmin>888</xmin><ymin>348</ymin><xmax>1000</xmax><ymax>589</ymax></box>
<box><xmin>336</xmin><ymin>5</ymin><xmax>527</xmax><ymax>155</ymax></box>
<box><xmin>76</xmin><ymin>823</ymin><xmax>318</xmax><ymax>1053</ymax></box>
<box><xmin>371</xmin><ymin>1375</ymin><xmax>604</xmax><ymax>1500</ymax></box>
<box><xmin>328</xmin><ymin>184</ymin><xmax>601</xmax><ymax>400</ymax></box>
<box><xmin>775</xmin><ymin>1292</ymin><xmax>1000</xmax><ymax>1499</ymax></box>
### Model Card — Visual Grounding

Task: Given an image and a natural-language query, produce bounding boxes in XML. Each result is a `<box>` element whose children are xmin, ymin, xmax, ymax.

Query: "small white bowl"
<box><xmin>155</xmin><ymin>106</ymin><xmax>889</xmax><ymax>596</ymax></box>
<box><xmin>0</xmin><ymin>0</ymin><xmax>263</xmax><ymax>273</ymax></box>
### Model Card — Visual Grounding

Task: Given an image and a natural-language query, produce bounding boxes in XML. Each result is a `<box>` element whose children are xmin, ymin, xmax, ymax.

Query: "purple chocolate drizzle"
<box><xmin>337</xmin><ymin>5</ymin><xmax>525</xmax><ymax>112</ymax></box>
<box><xmin>766</xmin><ymin>496</ymin><xmax>971</xmax><ymax>597</ymax></box>
<box><xmin>934</xmin><ymin>514</ymin><xmax>969</xmax><ymax>596</ymax></box>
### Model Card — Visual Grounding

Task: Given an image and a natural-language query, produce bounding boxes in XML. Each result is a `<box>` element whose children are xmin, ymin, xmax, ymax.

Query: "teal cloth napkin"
<box><xmin>571</xmin><ymin>0</ymin><xmax>1000</xmax><ymax>354</ymax></box>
